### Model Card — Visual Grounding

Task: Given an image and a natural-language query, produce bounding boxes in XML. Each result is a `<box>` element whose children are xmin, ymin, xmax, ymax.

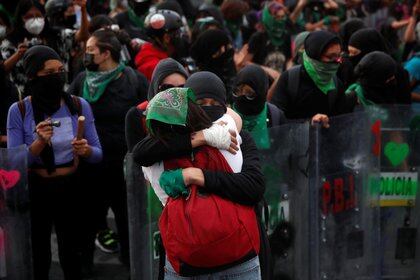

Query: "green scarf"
<box><xmin>261</xmin><ymin>4</ymin><xmax>287</xmax><ymax>48</ymax></box>
<box><xmin>127</xmin><ymin>6</ymin><xmax>145</xmax><ymax>28</ymax></box>
<box><xmin>82</xmin><ymin>63</ymin><xmax>126</xmax><ymax>103</ymax></box>
<box><xmin>234</xmin><ymin>103</ymin><xmax>270</xmax><ymax>150</ymax></box>
<box><xmin>146</xmin><ymin>88</ymin><xmax>196</xmax><ymax>135</ymax></box>
<box><xmin>303</xmin><ymin>51</ymin><xmax>339</xmax><ymax>95</ymax></box>
<box><xmin>345</xmin><ymin>83</ymin><xmax>375</xmax><ymax>106</ymax></box>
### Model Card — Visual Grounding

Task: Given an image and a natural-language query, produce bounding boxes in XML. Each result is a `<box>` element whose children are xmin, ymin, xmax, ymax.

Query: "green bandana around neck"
<box><xmin>146</xmin><ymin>88</ymin><xmax>196</xmax><ymax>135</ymax></box>
<box><xmin>345</xmin><ymin>83</ymin><xmax>375</xmax><ymax>106</ymax></box>
<box><xmin>234</xmin><ymin>103</ymin><xmax>270</xmax><ymax>150</ymax></box>
<box><xmin>82</xmin><ymin>63</ymin><xmax>126</xmax><ymax>103</ymax></box>
<box><xmin>127</xmin><ymin>6</ymin><xmax>145</xmax><ymax>28</ymax></box>
<box><xmin>261</xmin><ymin>5</ymin><xmax>287</xmax><ymax>48</ymax></box>
<box><xmin>302</xmin><ymin>51</ymin><xmax>339</xmax><ymax>95</ymax></box>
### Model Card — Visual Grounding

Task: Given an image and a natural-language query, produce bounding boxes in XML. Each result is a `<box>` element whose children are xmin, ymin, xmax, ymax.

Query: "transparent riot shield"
<box><xmin>365</xmin><ymin>105</ymin><xmax>420</xmax><ymax>279</ymax></box>
<box><xmin>126</xmin><ymin>153</ymin><xmax>162</xmax><ymax>280</ymax></box>
<box><xmin>0</xmin><ymin>145</ymin><xmax>32</xmax><ymax>279</ymax></box>
<box><xmin>259</xmin><ymin>123</ymin><xmax>309</xmax><ymax>279</ymax></box>
<box><xmin>260</xmin><ymin>123</ymin><xmax>310</xmax><ymax>280</ymax></box>
<box><xmin>309</xmin><ymin>112</ymin><xmax>381</xmax><ymax>280</ymax></box>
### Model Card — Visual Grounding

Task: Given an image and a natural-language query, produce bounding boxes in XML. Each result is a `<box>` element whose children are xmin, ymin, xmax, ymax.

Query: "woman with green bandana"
<box><xmin>271</xmin><ymin>30</ymin><xmax>352</xmax><ymax>119</ymax></box>
<box><xmin>260</xmin><ymin>0</ymin><xmax>306</xmax><ymax>59</ymax></box>
<box><xmin>67</xmin><ymin>29</ymin><xmax>148</xmax><ymax>269</ymax></box>
<box><xmin>346</xmin><ymin>51</ymin><xmax>400</xmax><ymax>107</ymax></box>
<box><xmin>143</xmin><ymin>87</ymin><xmax>263</xmax><ymax>280</ymax></box>
<box><xmin>233</xmin><ymin>64</ymin><xmax>286</xmax><ymax>150</ymax></box>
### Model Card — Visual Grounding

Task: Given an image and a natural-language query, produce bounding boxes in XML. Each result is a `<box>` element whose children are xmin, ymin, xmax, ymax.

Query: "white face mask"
<box><xmin>24</xmin><ymin>17</ymin><xmax>45</xmax><ymax>35</ymax></box>
<box><xmin>0</xmin><ymin>25</ymin><xmax>6</xmax><ymax>39</ymax></box>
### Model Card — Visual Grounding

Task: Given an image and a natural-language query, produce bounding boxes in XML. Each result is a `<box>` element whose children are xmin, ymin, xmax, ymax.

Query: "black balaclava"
<box><xmin>23</xmin><ymin>45</ymin><xmax>77</xmax><ymax>173</ymax></box>
<box><xmin>355</xmin><ymin>51</ymin><xmax>398</xmax><ymax>104</ymax></box>
<box><xmin>234</xmin><ymin>64</ymin><xmax>269</xmax><ymax>115</ymax></box>
<box><xmin>348</xmin><ymin>28</ymin><xmax>390</xmax><ymax>67</ymax></box>
<box><xmin>191</xmin><ymin>29</ymin><xmax>236</xmax><ymax>100</ymax></box>
<box><xmin>128</xmin><ymin>0</ymin><xmax>151</xmax><ymax>16</ymax></box>
<box><xmin>185</xmin><ymin>71</ymin><xmax>227</xmax><ymax>121</ymax></box>
<box><xmin>339</xmin><ymin>18</ymin><xmax>366</xmax><ymax>50</ymax></box>
<box><xmin>148</xmin><ymin>58</ymin><xmax>189</xmax><ymax>100</ymax></box>
<box><xmin>304</xmin><ymin>30</ymin><xmax>341</xmax><ymax>61</ymax></box>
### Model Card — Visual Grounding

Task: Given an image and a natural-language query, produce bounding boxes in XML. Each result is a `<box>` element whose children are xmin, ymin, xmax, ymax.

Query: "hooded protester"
<box><xmin>196</xmin><ymin>3</ymin><xmax>225</xmax><ymax>26</ymax></box>
<box><xmin>7</xmin><ymin>45</ymin><xmax>102</xmax><ymax>280</ymax></box>
<box><xmin>67</xmin><ymin>29</ymin><xmax>147</xmax><ymax>272</ymax></box>
<box><xmin>271</xmin><ymin>30</ymin><xmax>351</xmax><ymax>119</ymax></box>
<box><xmin>125</xmin><ymin>58</ymin><xmax>188</xmax><ymax>152</ymax></box>
<box><xmin>336</xmin><ymin>18</ymin><xmax>366</xmax><ymax>89</ymax></box>
<box><xmin>135</xmin><ymin>9</ymin><xmax>187</xmax><ymax>81</ymax></box>
<box><xmin>346</xmin><ymin>51</ymin><xmax>399</xmax><ymax>106</ymax></box>
<box><xmin>133</xmin><ymin>71</ymin><xmax>273</xmax><ymax>279</ymax></box>
<box><xmin>233</xmin><ymin>64</ymin><xmax>286</xmax><ymax>149</ymax></box>
<box><xmin>348</xmin><ymin>28</ymin><xmax>411</xmax><ymax>103</ymax></box>
<box><xmin>191</xmin><ymin>29</ymin><xmax>236</xmax><ymax>103</ymax></box>
<box><xmin>339</xmin><ymin>18</ymin><xmax>366</xmax><ymax>51</ymax></box>
<box><xmin>114</xmin><ymin>0</ymin><xmax>151</xmax><ymax>40</ymax></box>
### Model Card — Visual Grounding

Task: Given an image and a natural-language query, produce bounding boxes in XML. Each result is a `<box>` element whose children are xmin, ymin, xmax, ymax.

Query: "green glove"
<box><xmin>159</xmin><ymin>169</ymin><xmax>190</xmax><ymax>198</ymax></box>
<box><xmin>323</xmin><ymin>16</ymin><xmax>331</xmax><ymax>25</ymax></box>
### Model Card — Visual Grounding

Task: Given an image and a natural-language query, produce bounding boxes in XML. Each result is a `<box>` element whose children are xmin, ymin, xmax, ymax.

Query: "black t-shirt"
<box><xmin>68</xmin><ymin>67</ymin><xmax>148</xmax><ymax>162</ymax></box>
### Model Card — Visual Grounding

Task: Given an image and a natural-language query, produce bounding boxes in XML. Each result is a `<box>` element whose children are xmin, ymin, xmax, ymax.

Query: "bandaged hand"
<box><xmin>159</xmin><ymin>169</ymin><xmax>190</xmax><ymax>199</ymax></box>
<box><xmin>202</xmin><ymin>123</ymin><xmax>239</xmax><ymax>154</ymax></box>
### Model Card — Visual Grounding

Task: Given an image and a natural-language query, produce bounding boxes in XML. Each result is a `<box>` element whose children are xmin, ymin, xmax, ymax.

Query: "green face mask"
<box><xmin>302</xmin><ymin>51</ymin><xmax>340</xmax><ymax>94</ymax></box>
<box><xmin>262</xmin><ymin>5</ymin><xmax>287</xmax><ymax>47</ymax></box>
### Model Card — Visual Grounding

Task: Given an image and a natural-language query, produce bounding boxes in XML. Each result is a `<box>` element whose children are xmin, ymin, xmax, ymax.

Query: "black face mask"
<box><xmin>29</xmin><ymin>72</ymin><xmax>65</xmax><ymax>116</ymax></box>
<box><xmin>209</xmin><ymin>48</ymin><xmax>236</xmax><ymax>82</ymax></box>
<box><xmin>171</xmin><ymin>32</ymin><xmax>190</xmax><ymax>59</ymax></box>
<box><xmin>130</xmin><ymin>1</ymin><xmax>150</xmax><ymax>16</ymax></box>
<box><xmin>234</xmin><ymin>95</ymin><xmax>265</xmax><ymax>116</ymax></box>
<box><xmin>201</xmin><ymin>105</ymin><xmax>225</xmax><ymax>122</ymax></box>
<box><xmin>349</xmin><ymin>53</ymin><xmax>363</xmax><ymax>68</ymax></box>
<box><xmin>83</xmin><ymin>53</ymin><xmax>100</xmax><ymax>72</ymax></box>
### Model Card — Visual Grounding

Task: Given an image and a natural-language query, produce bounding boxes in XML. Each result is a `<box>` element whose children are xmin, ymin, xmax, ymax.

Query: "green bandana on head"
<box><xmin>234</xmin><ymin>103</ymin><xmax>270</xmax><ymax>150</ymax></box>
<box><xmin>146</xmin><ymin>88</ymin><xmax>196</xmax><ymax>135</ymax></box>
<box><xmin>82</xmin><ymin>63</ymin><xmax>126</xmax><ymax>103</ymax></box>
<box><xmin>303</xmin><ymin>51</ymin><xmax>339</xmax><ymax>95</ymax></box>
<box><xmin>345</xmin><ymin>83</ymin><xmax>375</xmax><ymax>106</ymax></box>
<box><xmin>262</xmin><ymin>4</ymin><xmax>287</xmax><ymax>48</ymax></box>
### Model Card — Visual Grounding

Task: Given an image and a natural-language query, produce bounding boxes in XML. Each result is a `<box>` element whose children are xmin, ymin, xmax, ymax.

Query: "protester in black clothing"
<box><xmin>271</xmin><ymin>30</ymin><xmax>351</xmax><ymax>119</ymax></box>
<box><xmin>125</xmin><ymin>57</ymin><xmax>188</xmax><ymax>152</ymax></box>
<box><xmin>233</xmin><ymin>64</ymin><xmax>286</xmax><ymax>150</ymax></box>
<box><xmin>67</xmin><ymin>29</ymin><xmax>148</xmax><ymax>272</ymax></box>
<box><xmin>113</xmin><ymin>0</ymin><xmax>151</xmax><ymax>40</ymax></box>
<box><xmin>0</xmin><ymin>61</ymin><xmax>18</xmax><ymax>147</ymax></box>
<box><xmin>191</xmin><ymin>29</ymin><xmax>237</xmax><ymax>103</ymax></box>
<box><xmin>348</xmin><ymin>28</ymin><xmax>411</xmax><ymax>103</ymax></box>
<box><xmin>346</xmin><ymin>51</ymin><xmax>401</xmax><ymax>106</ymax></box>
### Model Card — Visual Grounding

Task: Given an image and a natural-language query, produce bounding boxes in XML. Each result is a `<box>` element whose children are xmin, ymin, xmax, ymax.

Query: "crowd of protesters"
<box><xmin>1</xmin><ymin>0</ymin><xmax>419</xmax><ymax>279</ymax></box>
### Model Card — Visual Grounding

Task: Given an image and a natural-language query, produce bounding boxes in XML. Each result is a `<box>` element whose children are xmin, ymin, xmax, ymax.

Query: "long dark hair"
<box><xmin>91</xmin><ymin>29</ymin><xmax>122</xmax><ymax>62</ymax></box>
<box><xmin>150</xmin><ymin>100</ymin><xmax>212</xmax><ymax>146</ymax></box>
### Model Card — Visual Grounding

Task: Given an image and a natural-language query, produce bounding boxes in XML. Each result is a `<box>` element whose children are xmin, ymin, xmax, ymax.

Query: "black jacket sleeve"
<box><xmin>125</xmin><ymin>107</ymin><xmax>147</xmax><ymax>153</ymax></box>
<box><xmin>202</xmin><ymin>131</ymin><xmax>265</xmax><ymax>206</ymax></box>
<box><xmin>132</xmin><ymin>134</ymin><xmax>193</xmax><ymax>167</ymax></box>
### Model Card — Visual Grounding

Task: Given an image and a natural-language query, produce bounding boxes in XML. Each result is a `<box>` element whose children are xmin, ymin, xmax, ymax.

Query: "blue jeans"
<box><xmin>164</xmin><ymin>256</ymin><xmax>261</xmax><ymax>280</ymax></box>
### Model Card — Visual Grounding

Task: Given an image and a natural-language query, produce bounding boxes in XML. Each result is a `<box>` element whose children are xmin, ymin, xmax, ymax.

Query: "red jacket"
<box><xmin>135</xmin><ymin>42</ymin><xmax>168</xmax><ymax>81</ymax></box>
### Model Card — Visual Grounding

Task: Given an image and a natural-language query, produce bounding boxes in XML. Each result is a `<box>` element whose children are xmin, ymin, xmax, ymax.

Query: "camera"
<box><xmin>27</xmin><ymin>38</ymin><xmax>43</xmax><ymax>48</ymax></box>
<box><xmin>48</xmin><ymin>120</ymin><xmax>61</xmax><ymax>128</ymax></box>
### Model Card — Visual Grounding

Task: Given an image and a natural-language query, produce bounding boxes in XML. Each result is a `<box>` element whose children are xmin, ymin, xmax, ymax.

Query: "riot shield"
<box><xmin>126</xmin><ymin>153</ymin><xmax>162</xmax><ymax>280</ymax></box>
<box><xmin>0</xmin><ymin>145</ymin><xmax>32</xmax><ymax>279</ymax></box>
<box><xmin>260</xmin><ymin>122</ymin><xmax>311</xmax><ymax>280</ymax></box>
<box><xmin>309</xmin><ymin>112</ymin><xmax>381</xmax><ymax>280</ymax></box>
<box><xmin>366</xmin><ymin>105</ymin><xmax>420</xmax><ymax>279</ymax></box>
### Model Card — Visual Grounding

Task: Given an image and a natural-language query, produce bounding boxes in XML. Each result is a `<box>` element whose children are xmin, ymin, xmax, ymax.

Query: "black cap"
<box><xmin>304</xmin><ymin>30</ymin><xmax>341</xmax><ymax>60</ymax></box>
<box><xmin>144</xmin><ymin>9</ymin><xmax>182</xmax><ymax>38</ymax></box>
<box><xmin>185</xmin><ymin>71</ymin><xmax>227</xmax><ymax>106</ymax></box>
<box><xmin>23</xmin><ymin>45</ymin><xmax>61</xmax><ymax>78</ymax></box>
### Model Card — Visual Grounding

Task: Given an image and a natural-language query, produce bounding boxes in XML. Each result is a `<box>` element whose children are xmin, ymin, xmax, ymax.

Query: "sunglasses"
<box><xmin>158</xmin><ymin>84</ymin><xmax>185</xmax><ymax>91</ymax></box>
<box><xmin>233</xmin><ymin>88</ymin><xmax>256</xmax><ymax>100</ymax></box>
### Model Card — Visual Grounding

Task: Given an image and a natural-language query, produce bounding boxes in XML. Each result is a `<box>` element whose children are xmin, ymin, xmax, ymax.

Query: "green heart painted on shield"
<box><xmin>384</xmin><ymin>142</ymin><xmax>410</xmax><ymax>167</ymax></box>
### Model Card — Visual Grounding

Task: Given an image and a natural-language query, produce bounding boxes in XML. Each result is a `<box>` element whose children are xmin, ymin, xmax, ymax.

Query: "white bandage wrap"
<box><xmin>202</xmin><ymin>124</ymin><xmax>232</xmax><ymax>150</ymax></box>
